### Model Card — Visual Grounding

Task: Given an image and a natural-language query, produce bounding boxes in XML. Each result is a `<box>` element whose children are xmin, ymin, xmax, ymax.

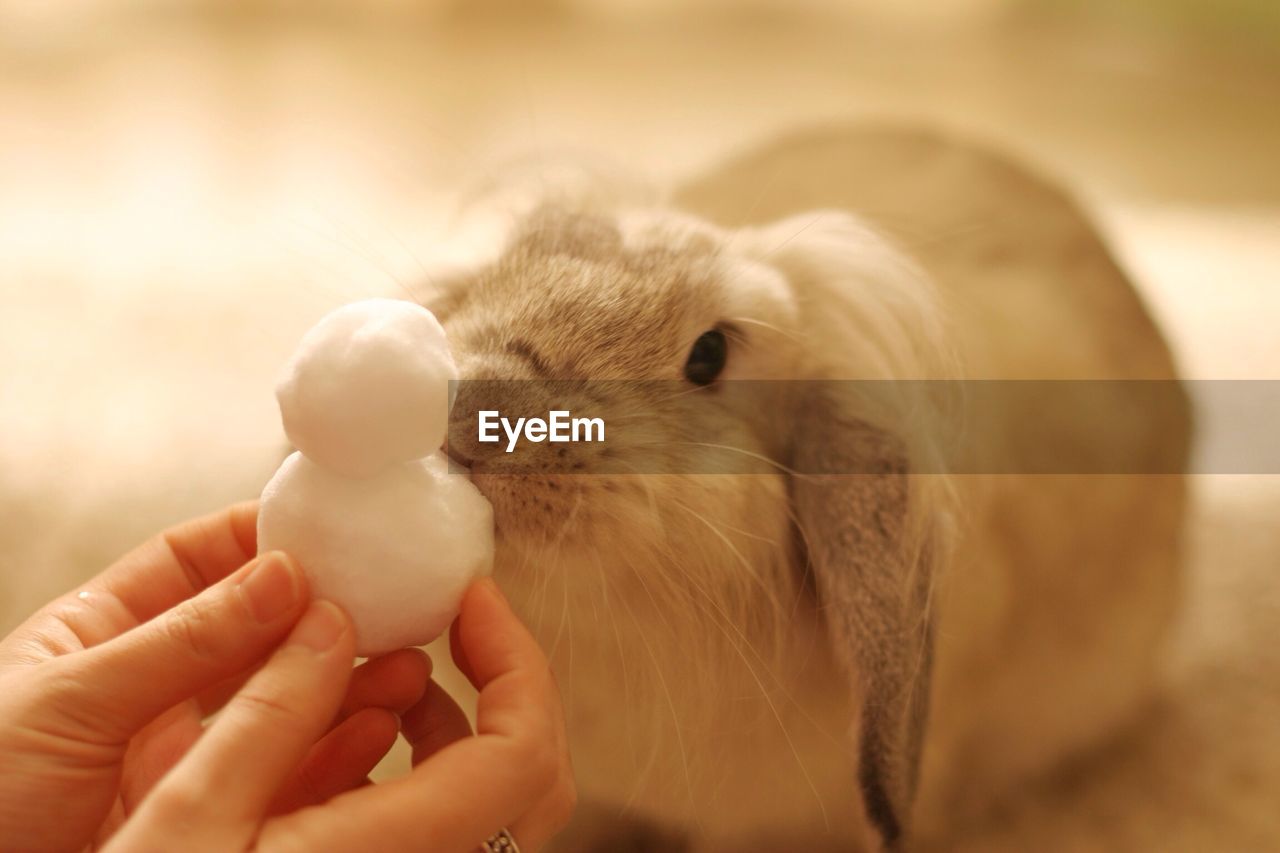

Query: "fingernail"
<box><xmin>239</xmin><ymin>552</ymin><xmax>302</xmax><ymax>623</ymax></box>
<box><xmin>291</xmin><ymin>601</ymin><xmax>347</xmax><ymax>652</ymax></box>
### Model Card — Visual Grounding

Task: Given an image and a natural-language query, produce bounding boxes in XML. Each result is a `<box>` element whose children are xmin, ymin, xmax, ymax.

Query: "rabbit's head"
<box><xmin>431</xmin><ymin>202</ymin><xmax>953</xmax><ymax>846</ymax></box>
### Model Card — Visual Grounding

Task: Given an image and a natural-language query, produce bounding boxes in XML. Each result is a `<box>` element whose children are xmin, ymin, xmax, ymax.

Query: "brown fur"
<box><xmin>424</xmin><ymin>125</ymin><xmax>1191</xmax><ymax>851</ymax></box>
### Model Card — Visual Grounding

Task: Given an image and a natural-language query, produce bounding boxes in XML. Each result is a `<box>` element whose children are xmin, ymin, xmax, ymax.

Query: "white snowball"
<box><xmin>277</xmin><ymin>298</ymin><xmax>458</xmax><ymax>478</ymax></box>
<box><xmin>258</xmin><ymin>451</ymin><xmax>495</xmax><ymax>656</ymax></box>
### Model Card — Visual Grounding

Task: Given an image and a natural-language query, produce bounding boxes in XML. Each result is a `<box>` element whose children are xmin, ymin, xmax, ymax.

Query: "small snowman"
<box><xmin>257</xmin><ymin>298</ymin><xmax>494</xmax><ymax>657</ymax></box>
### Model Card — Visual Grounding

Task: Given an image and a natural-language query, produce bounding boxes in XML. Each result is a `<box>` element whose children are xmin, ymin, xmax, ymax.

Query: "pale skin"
<box><xmin>0</xmin><ymin>502</ymin><xmax>575</xmax><ymax>852</ymax></box>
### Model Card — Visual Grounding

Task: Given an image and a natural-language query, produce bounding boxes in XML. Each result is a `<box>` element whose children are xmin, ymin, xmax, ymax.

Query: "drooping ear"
<box><xmin>788</xmin><ymin>393</ymin><xmax>937</xmax><ymax>850</ymax></box>
<box><xmin>745</xmin><ymin>212</ymin><xmax>949</xmax><ymax>849</ymax></box>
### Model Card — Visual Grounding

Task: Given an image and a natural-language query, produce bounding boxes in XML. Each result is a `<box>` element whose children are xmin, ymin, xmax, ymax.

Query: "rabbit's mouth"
<box><xmin>468</xmin><ymin>470</ymin><xmax>587</xmax><ymax>532</ymax></box>
<box><xmin>463</xmin><ymin>463</ymin><xmax>666</xmax><ymax>555</ymax></box>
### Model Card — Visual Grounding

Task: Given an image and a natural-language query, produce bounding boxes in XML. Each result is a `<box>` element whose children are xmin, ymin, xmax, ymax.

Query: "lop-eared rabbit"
<box><xmin>429</xmin><ymin>125</ymin><xmax>1191</xmax><ymax>851</ymax></box>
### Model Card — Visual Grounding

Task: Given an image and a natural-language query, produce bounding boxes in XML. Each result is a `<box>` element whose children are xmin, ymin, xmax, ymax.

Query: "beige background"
<box><xmin>1</xmin><ymin>1</ymin><xmax>1278</xmax><ymax>848</ymax></box>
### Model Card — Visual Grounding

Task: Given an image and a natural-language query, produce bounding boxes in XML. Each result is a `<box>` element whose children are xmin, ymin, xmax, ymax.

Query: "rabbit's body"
<box><xmin>677</xmin><ymin>126</ymin><xmax>1190</xmax><ymax>837</ymax></box>
<box><xmin>431</xmin><ymin>126</ymin><xmax>1190</xmax><ymax>851</ymax></box>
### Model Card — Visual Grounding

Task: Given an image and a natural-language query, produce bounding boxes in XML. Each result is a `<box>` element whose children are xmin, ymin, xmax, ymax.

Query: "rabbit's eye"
<box><xmin>683</xmin><ymin>329</ymin><xmax>727</xmax><ymax>386</ymax></box>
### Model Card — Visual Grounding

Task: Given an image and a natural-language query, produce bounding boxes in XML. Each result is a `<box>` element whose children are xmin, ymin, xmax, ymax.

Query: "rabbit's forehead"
<box><xmin>501</xmin><ymin>250</ymin><xmax>723</xmax><ymax>369</ymax></box>
<box><xmin>439</xmin><ymin>207</ymin><xmax>799</xmax><ymax>377</ymax></box>
<box><xmin>615</xmin><ymin>207</ymin><xmax>800</xmax><ymax>327</ymax></box>
<box><xmin>497</xmin><ymin>211</ymin><xmax>796</xmax><ymax>333</ymax></box>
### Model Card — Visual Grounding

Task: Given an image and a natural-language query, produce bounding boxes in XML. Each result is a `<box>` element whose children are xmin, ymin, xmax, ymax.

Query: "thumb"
<box><xmin>52</xmin><ymin>551</ymin><xmax>309</xmax><ymax>740</ymax></box>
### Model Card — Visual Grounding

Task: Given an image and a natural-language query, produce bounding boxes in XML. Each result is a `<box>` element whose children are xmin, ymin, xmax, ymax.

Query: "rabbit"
<box><xmin>425</xmin><ymin>124</ymin><xmax>1192</xmax><ymax>852</ymax></box>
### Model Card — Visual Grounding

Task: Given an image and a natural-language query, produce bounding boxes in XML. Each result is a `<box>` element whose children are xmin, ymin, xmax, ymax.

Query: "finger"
<box><xmin>95</xmin><ymin>502</ymin><xmax>261</xmax><ymax>627</ymax></box>
<box><xmin>120</xmin><ymin>701</ymin><xmax>204</xmax><ymax>812</ymax></box>
<box><xmin>53</xmin><ymin>551</ymin><xmax>308</xmax><ymax>740</ymax></box>
<box><xmin>194</xmin><ymin>661</ymin><xmax>266</xmax><ymax>717</ymax></box>
<box><xmin>9</xmin><ymin>503</ymin><xmax>262</xmax><ymax>661</ymax></box>
<box><xmin>458</xmin><ymin>579</ymin><xmax>561</xmax><ymax>745</ymax></box>
<box><xmin>259</xmin><ymin>579</ymin><xmax>571</xmax><ymax>852</ymax></box>
<box><xmin>116</xmin><ymin>601</ymin><xmax>355</xmax><ymax>848</ymax></box>
<box><xmin>196</xmin><ymin>645</ymin><xmax>431</xmax><ymax>720</ymax></box>
<box><xmin>270</xmin><ymin>707</ymin><xmax>399</xmax><ymax>815</ymax></box>
<box><xmin>402</xmin><ymin>679</ymin><xmax>473</xmax><ymax>765</ymax></box>
<box><xmin>336</xmin><ymin>647</ymin><xmax>432</xmax><ymax>723</ymax></box>
<box><xmin>460</xmin><ymin>579</ymin><xmax>575</xmax><ymax>852</ymax></box>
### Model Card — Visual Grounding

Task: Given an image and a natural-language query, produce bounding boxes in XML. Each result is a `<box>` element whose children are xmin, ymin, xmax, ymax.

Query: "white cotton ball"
<box><xmin>277</xmin><ymin>298</ymin><xmax>458</xmax><ymax>478</ymax></box>
<box><xmin>258</xmin><ymin>451</ymin><xmax>495</xmax><ymax>656</ymax></box>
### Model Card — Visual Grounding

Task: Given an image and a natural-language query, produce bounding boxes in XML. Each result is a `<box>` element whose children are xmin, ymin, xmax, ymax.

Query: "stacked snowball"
<box><xmin>258</xmin><ymin>299</ymin><xmax>494</xmax><ymax>656</ymax></box>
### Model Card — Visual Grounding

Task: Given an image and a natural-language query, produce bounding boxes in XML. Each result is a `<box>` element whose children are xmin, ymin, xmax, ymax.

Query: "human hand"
<box><xmin>102</xmin><ymin>571</ymin><xmax>575</xmax><ymax>852</ymax></box>
<box><xmin>0</xmin><ymin>502</ymin><xmax>573</xmax><ymax>852</ymax></box>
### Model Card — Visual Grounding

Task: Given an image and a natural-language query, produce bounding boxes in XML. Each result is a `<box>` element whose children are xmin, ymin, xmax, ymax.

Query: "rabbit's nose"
<box><xmin>447</xmin><ymin>380</ymin><xmax>495</xmax><ymax>469</ymax></box>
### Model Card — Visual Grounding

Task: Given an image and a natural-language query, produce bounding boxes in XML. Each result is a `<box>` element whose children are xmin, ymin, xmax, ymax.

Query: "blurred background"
<box><xmin>1</xmin><ymin>1</ymin><xmax>1278</xmax><ymax>849</ymax></box>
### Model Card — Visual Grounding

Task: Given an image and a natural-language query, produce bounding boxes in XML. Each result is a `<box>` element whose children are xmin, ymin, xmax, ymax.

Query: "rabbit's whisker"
<box><xmin>680</xmin><ymin>572</ymin><xmax>832</xmax><ymax>831</ymax></box>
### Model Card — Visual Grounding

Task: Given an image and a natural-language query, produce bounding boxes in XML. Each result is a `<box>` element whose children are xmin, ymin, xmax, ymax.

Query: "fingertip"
<box><xmin>394</xmin><ymin>647</ymin><xmax>434</xmax><ymax>694</ymax></box>
<box><xmin>359</xmin><ymin>647</ymin><xmax>434</xmax><ymax>715</ymax></box>
<box><xmin>455</xmin><ymin>578</ymin><xmax>544</xmax><ymax>689</ymax></box>
<box><xmin>459</xmin><ymin>577</ymin><xmax>512</xmax><ymax>633</ymax></box>
<box><xmin>476</xmin><ymin>574</ymin><xmax>503</xmax><ymax>598</ymax></box>
<box><xmin>349</xmin><ymin>706</ymin><xmax>401</xmax><ymax>744</ymax></box>
<box><xmin>395</xmin><ymin>644</ymin><xmax>433</xmax><ymax>675</ymax></box>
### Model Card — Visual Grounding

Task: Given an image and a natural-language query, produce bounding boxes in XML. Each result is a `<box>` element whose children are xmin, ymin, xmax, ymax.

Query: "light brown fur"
<box><xmin>424</xmin><ymin>125</ymin><xmax>1190</xmax><ymax>851</ymax></box>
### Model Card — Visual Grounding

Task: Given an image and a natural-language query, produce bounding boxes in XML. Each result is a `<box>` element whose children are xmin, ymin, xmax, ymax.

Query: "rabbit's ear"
<box><xmin>788</xmin><ymin>388</ymin><xmax>936</xmax><ymax>850</ymax></box>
